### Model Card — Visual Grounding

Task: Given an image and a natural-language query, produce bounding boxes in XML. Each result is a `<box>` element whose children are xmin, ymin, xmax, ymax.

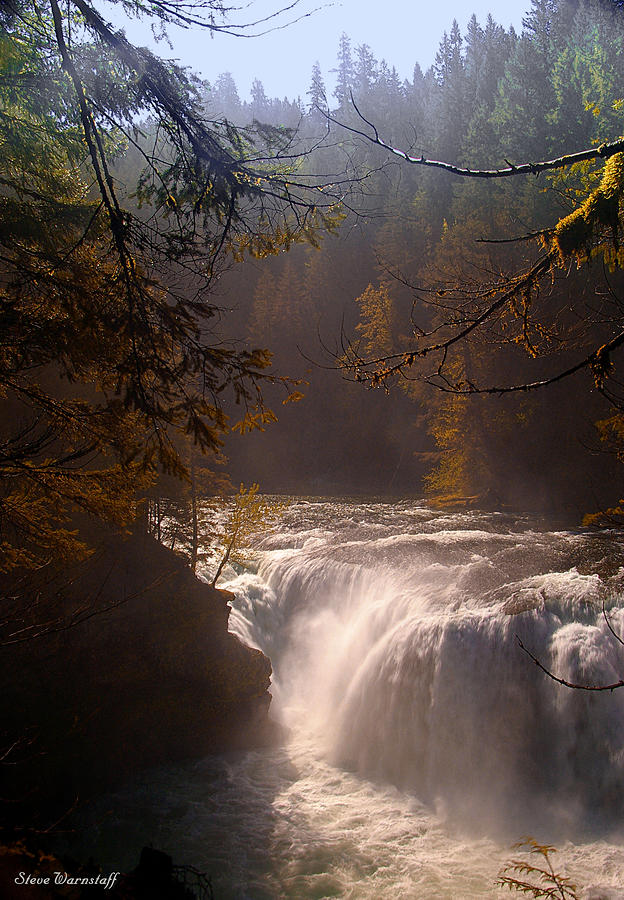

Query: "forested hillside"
<box><xmin>3</xmin><ymin>0</ymin><xmax>624</xmax><ymax>548</ymax></box>
<box><xmin>195</xmin><ymin>0</ymin><xmax>624</xmax><ymax>517</ymax></box>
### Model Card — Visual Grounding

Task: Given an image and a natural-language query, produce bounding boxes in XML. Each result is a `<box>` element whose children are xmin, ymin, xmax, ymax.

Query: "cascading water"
<box><xmin>73</xmin><ymin>500</ymin><xmax>624</xmax><ymax>898</ymax></box>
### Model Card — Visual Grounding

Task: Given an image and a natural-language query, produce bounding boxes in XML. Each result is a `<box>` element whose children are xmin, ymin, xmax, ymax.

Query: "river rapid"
<box><xmin>79</xmin><ymin>499</ymin><xmax>624</xmax><ymax>898</ymax></box>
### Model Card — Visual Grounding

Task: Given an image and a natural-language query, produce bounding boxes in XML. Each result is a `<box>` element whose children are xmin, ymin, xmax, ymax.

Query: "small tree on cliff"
<box><xmin>211</xmin><ymin>484</ymin><xmax>287</xmax><ymax>586</ymax></box>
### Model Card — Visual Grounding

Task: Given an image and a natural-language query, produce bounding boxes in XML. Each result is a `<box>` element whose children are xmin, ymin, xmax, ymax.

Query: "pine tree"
<box><xmin>550</xmin><ymin>0</ymin><xmax>624</xmax><ymax>149</ymax></box>
<box><xmin>210</xmin><ymin>71</ymin><xmax>243</xmax><ymax>119</ymax></box>
<box><xmin>431</xmin><ymin>21</ymin><xmax>468</xmax><ymax>162</ymax></box>
<box><xmin>354</xmin><ymin>43</ymin><xmax>378</xmax><ymax>102</ymax></box>
<box><xmin>250</xmin><ymin>78</ymin><xmax>270</xmax><ymax>120</ymax></box>
<box><xmin>333</xmin><ymin>32</ymin><xmax>354</xmax><ymax>111</ymax></box>
<box><xmin>307</xmin><ymin>61</ymin><xmax>327</xmax><ymax>120</ymax></box>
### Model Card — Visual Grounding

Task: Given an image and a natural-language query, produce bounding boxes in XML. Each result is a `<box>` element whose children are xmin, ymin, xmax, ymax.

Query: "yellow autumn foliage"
<box><xmin>552</xmin><ymin>151</ymin><xmax>624</xmax><ymax>265</ymax></box>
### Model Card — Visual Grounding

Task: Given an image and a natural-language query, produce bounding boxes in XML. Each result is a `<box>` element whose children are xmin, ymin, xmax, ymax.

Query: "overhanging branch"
<box><xmin>517</xmin><ymin>635</ymin><xmax>624</xmax><ymax>691</ymax></box>
<box><xmin>327</xmin><ymin>96</ymin><xmax>624</xmax><ymax>178</ymax></box>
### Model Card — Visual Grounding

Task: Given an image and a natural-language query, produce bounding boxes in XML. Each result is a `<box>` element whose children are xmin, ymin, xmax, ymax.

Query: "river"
<box><xmin>75</xmin><ymin>499</ymin><xmax>624</xmax><ymax>898</ymax></box>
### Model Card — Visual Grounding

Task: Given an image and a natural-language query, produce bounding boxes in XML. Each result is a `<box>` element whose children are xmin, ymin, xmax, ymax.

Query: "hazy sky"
<box><xmin>108</xmin><ymin>0</ymin><xmax>530</xmax><ymax>101</ymax></box>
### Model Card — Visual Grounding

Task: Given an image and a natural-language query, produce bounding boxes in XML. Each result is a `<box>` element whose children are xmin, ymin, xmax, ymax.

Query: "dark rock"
<box><xmin>1</xmin><ymin>527</ymin><xmax>277</xmax><ymax>824</ymax></box>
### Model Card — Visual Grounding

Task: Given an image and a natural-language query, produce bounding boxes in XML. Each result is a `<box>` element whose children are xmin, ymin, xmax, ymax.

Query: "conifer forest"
<box><xmin>174</xmin><ymin>0</ymin><xmax>624</xmax><ymax>519</ymax></box>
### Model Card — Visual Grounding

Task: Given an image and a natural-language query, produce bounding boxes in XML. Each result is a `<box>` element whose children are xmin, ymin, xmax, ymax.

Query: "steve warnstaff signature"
<box><xmin>15</xmin><ymin>871</ymin><xmax>120</xmax><ymax>889</ymax></box>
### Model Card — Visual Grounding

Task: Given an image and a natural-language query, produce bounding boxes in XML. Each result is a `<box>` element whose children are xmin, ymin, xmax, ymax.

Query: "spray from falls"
<box><xmin>220</xmin><ymin>502</ymin><xmax>624</xmax><ymax>838</ymax></box>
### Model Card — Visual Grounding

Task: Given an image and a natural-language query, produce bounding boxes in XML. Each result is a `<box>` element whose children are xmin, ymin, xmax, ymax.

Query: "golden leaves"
<box><xmin>210</xmin><ymin>482</ymin><xmax>289</xmax><ymax>586</ymax></box>
<box><xmin>496</xmin><ymin>838</ymin><xmax>578</xmax><ymax>899</ymax></box>
<box><xmin>282</xmin><ymin>390</ymin><xmax>305</xmax><ymax>405</ymax></box>
<box><xmin>231</xmin><ymin>408</ymin><xmax>278</xmax><ymax>434</ymax></box>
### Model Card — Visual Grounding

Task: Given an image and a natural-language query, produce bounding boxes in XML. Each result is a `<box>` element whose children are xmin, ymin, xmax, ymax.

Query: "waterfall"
<box><xmin>221</xmin><ymin>501</ymin><xmax>624</xmax><ymax>838</ymax></box>
<box><xmin>71</xmin><ymin>500</ymin><xmax>624</xmax><ymax>899</ymax></box>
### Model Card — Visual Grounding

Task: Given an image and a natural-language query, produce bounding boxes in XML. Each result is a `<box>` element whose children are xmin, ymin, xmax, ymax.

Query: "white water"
<box><xmin>79</xmin><ymin>500</ymin><xmax>624</xmax><ymax>898</ymax></box>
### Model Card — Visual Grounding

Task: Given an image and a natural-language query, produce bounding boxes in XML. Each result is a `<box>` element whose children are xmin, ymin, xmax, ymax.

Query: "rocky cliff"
<box><xmin>0</xmin><ymin>527</ymin><xmax>276</xmax><ymax>824</ymax></box>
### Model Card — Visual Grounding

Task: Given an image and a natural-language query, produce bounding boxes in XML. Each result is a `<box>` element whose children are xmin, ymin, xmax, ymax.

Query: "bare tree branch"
<box><xmin>341</xmin><ymin>254</ymin><xmax>556</xmax><ymax>385</ymax></box>
<box><xmin>327</xmin><ymin>97</ymin><xmax>624</xmax><ymax>179</ymax></box>
<box><xmin>602</xmin><ymin>600</ymin><xmax>624</xmax><ymax>648</ymax></box>
<box><xmin>113</xmin><ymin>0</ymin><xmax>329</xmax><ymax>38</ymax></box>
<box><xmin>517</xmin><ymin>635</ymin><xmax>624</xmax><ymax>692</ymax></box>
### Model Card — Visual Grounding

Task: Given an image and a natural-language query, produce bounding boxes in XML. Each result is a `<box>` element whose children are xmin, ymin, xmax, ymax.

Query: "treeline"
<box><xmin>3</xmin><ymin>0</ymin><xmax>623</xmax><ymax>559</ymax></box>
<box><xmin>197</xmin><ymin>0</ymin><xmax>624</xmax><ymax>516</ymax></box>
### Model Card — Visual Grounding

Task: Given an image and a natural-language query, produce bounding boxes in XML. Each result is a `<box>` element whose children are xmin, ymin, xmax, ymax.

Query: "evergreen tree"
<box><xmin>432</xmin><ymin>21</ymin><xmax>467</xmax><ymax>161</ymax></box>
<box><xmin>492</xmin><ymin>35</ymin><xmax>556</xmax><ymax>161</ymax></box>
<box><xmin>464</xmin><ymin>14</ymin><xmax>485</xmax><ymax>106</ymax></box>
<box><xmin>550</xmin><ymin>0</ymin><xmax>624</xmax><ymax>149</ymax></box>
<box><xmin>250</xmin><ymin>78</ymin><xmax>270</xmax><ymax>120</ymax></box>
<box><xmin>210</xmin><ymin>71</ymin><xmax>243</xmax><ymax>119</ymax></box>
<box><xmin>248</xmin><ymin>268</ymin><xmax>281</xmax><ymax>348</ymax></box>
<box><xmin>307</xmin><ymin>61</ymin><xmax>327</xmax><ymax>120</ymax></box>
<box><xmin>333</xmin><ymin>32</ymin><xmax>354</xmax><ymax>111</ymax></box>
<box><xmin>353</xmin><ymin>43</ymin><xmax>378</xmax><ymax>102</ymax></box>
